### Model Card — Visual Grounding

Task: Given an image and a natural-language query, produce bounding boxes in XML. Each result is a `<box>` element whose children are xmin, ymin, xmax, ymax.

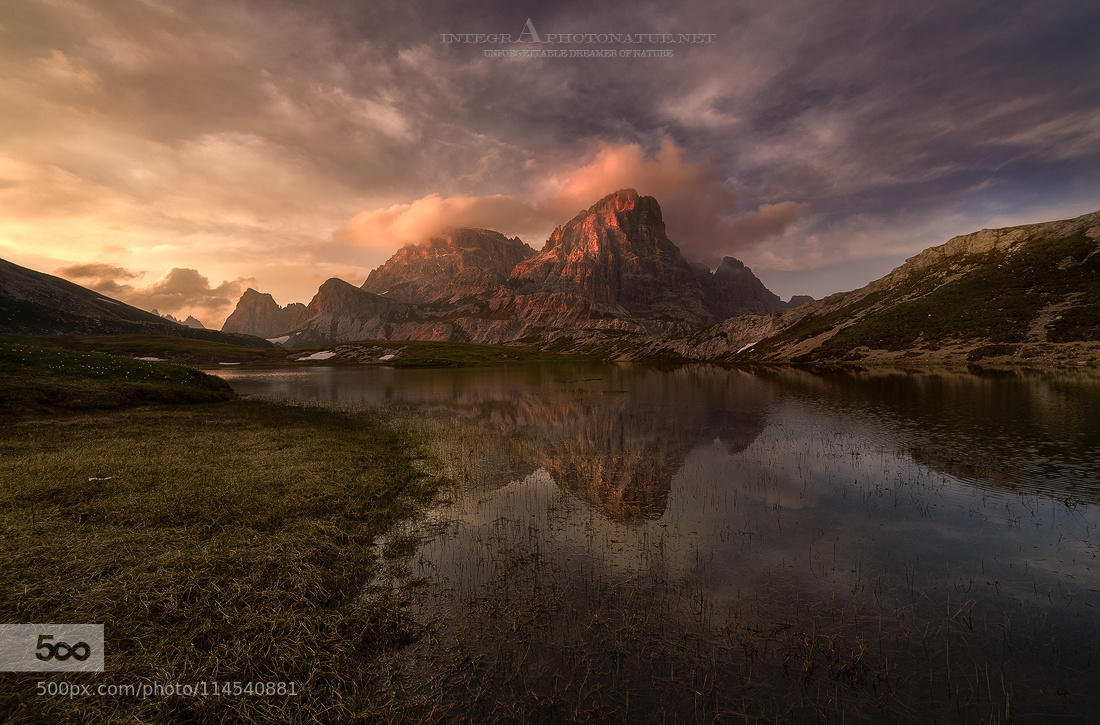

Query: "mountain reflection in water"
<box><xmin>217</xmin><ymin>363</ymin><xmax>1100</xmax><ymax>721</ymax></box>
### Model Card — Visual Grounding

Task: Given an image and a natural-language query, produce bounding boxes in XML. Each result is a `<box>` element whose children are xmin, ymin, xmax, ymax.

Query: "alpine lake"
<box><xmin>216</xmin><ymin>362</ymin><xmax>1100</xmax><ymax>722</ymax></box>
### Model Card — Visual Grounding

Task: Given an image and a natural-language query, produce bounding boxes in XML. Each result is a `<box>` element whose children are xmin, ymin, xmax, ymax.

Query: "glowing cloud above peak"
<box><xmin>343</xmin><ymin>138</ymin><xmax>809</xmax><ymax>266</ymax></box>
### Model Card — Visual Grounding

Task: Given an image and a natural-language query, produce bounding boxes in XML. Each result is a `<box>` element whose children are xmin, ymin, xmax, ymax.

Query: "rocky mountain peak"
<box><xmin>221</xmin><ymin>287</ymin><xmax>306</xmax><ymax>338</ymax></box>
<box><xmin>362</xmin><ymin>227</ymin><xmax>534</xmax><ymax>303</ymax></box>
<box><xmin>542</xmin><ymin>188</ymin><xmax>670</xmax><ymax>258</ymax></box>
<box><xmin>509</xmin><ymin>189</ymin><xmax>711</xmax><ymax>323</ymax></box>
<box><xmin>588</xmin><ymin>187</ymin><xmax>648</xmax><ymax>219</ymax></box>
<box><xmin>160</xmin><ymin>311</ymin><xmax>206</xmax><ymax>329</ymax></box>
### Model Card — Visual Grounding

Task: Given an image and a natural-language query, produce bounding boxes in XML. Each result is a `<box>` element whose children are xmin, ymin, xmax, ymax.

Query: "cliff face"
<box><xmin>361</xmin><ymin>228</ymin><xmax>535</xmax><ymax>303</ymax></box>
<box><xmin>509</xmin><ymin>189</ymin><xmax>712</xmax><ymax>324</ymax></box>
<box><xmin>221</xmin><ymin>289</ymin><xmax>307</xmax><ymax>339</ymax></box>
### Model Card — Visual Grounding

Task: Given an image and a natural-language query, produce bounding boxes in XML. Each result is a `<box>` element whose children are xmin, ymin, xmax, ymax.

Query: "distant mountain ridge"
<box><xmin>161</xmin><ymin>312</ymin><xmax>207</xmax><ymax>329</ymax></box>
<box><xmin>224</xmin><ymin>189</ymin><xmax>798</xmax><ymax>345</ymax></box>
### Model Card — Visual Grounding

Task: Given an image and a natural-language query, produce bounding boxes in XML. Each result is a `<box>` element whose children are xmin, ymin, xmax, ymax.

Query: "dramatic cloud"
<box><xmin>538</xmin><ymin>137</ymin><xmax>731</xmax><ymax>218</ymax></box>
<box><xmin>54</xmin><ymin>264</ymin><xmax>255</xmax><ymax>327</ymax></box>
<box><xmin>537</xmin><ymin>138</ymin><xmax>748</xmax><ymax>262</ymax></box>
<box><xmin>345</xmin><ymin>138</ymin><xmax>810</xmax><ymax>265</ymax></box>
<box><xmin>2</xmin><ymin>0</ymin><xmax>1099</xmax><ymax>304</ymax></box>
<box><xmin>345</xmin><ymin>194</ymin><xmax>548</xmax><ymax>252</ymax></box>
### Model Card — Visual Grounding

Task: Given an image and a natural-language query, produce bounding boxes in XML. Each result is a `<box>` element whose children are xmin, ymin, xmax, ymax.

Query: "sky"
<box><xmin>2</xmin><ymin>0</ymin><xmax>1099</xmax><ymax>326</ymax></box>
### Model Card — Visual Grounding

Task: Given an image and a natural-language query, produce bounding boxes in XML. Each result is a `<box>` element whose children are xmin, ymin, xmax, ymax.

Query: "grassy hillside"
<box><xmin>743</xmin><ymin>213</ymin><xmax>1100</xmax><ymax>366</ymax></box>
<box><xmin>0</xmin><ymin>257</ymin><xmax>271</xmax><ymax>348</ymax></box>
<box><xmin>814</xmin><ymin>232</ymin><xmax>1099</xmax><ymax>354</ymax></box>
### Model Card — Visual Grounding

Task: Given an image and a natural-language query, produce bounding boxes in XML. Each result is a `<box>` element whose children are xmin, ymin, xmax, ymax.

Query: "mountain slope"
<box><xmin>285</xmin><ymin>278</ymin><xmax>414</xmax><ymax>347</ymax></box>
<box><xmin>699</xmin><ymin>256</ymin><xmax>785</xmax><ymax>319</ymax></box>
<box><xmin>693</xmin><ymin>209</ymin><xmax>1100</xmax><ymax>366</ymax></box>
<box><xmin>361</xmin><ymin>228</ymin><xmax>535</xmax><ymax>303</ymax></box>
<box><xmin>0</xmin><ymin>258</ymin><xmax>271</xmax><ymax>348</ymax></box>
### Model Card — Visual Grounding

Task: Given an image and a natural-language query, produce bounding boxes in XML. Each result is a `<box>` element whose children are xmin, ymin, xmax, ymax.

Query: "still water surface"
<box><xmin>217</xmin><ymin>364</ymin><xmax>1100</xmax><ymax>721</ymax></box>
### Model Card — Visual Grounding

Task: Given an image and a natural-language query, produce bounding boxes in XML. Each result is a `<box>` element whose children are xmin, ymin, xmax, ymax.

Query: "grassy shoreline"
<box><xmin>0</xmin><ymin>339</ymin><xmax>444</xmax><ymax>721</ymax></box>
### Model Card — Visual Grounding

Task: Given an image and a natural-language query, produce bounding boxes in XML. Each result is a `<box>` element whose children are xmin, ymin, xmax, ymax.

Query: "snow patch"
<box><xmin>736</xmin><ymin>342</ymin><xmax>756</xmax><ymax>354</ymax></box>
<box><xmin>297</xmin><ymin>351</ymin><xmax>337</xmax><ymax>361</ymax></box>
<box><xmin>218</xmin><ymin>362</ymin><xmax>241</xmax><ymax>366</ymax></box>
<box><xmin>378</xmin><ymin>354</ymin><xmax>396</xmax><ymax>361</ymax></box>
<box><xmin>266</xmin><ymin>335</ymin><xmax>290</xmax><ymax>344</ymax></box>
<box><xmin>134</xmin><ymin>356</ymin><xmax>166</xmax><ymax>362</ymax></box>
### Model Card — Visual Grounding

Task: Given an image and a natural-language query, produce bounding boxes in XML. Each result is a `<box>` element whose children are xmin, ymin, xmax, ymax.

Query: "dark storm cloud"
<box><xmin>2</xmin><ymin>0</ymin><xmax>1098</xmax><ymax>301</ymax></box>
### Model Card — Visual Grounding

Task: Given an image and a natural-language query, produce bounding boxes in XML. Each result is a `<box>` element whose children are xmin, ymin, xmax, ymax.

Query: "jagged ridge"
<box><xmin>224</xmin><ymin>189</ymin><xmax>792</xmax><ymax>346</ymax></box>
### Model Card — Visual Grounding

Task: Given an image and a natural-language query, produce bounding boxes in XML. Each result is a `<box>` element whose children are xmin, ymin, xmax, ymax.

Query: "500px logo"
<box><xmin>37</xmin><ymin>682</ymin><xmax>94</xmax><ymax>698</ymax></box>
<box><xmin>0</xmin><ymin>624</ymin><xmax>104</xmax><ymax>672</ymax></box>
<box><xmin>35</xmin><ymin>634</ymin><xmax>92</xmax><ymax>662</ymax></box>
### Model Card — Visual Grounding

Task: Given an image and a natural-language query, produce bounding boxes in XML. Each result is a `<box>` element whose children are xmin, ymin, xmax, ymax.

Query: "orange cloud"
<box><xmin>342</xmin><ymin>138</ymin><xmax>809</xmax><ymax>266</ymax></box>
<box><xmin>540</xmin><ymin>138</ymin><xmax>808</xmax><ymax>261</ymax></box>
<box><xmin>344</xmin><ymin>194</ymin><xmax>547</xmax><ymax>252</ymax></box>
<box><xmin>539</xmin><ymin>136</ymin><xmax>729</xmax><ymax>217</ymax></box>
